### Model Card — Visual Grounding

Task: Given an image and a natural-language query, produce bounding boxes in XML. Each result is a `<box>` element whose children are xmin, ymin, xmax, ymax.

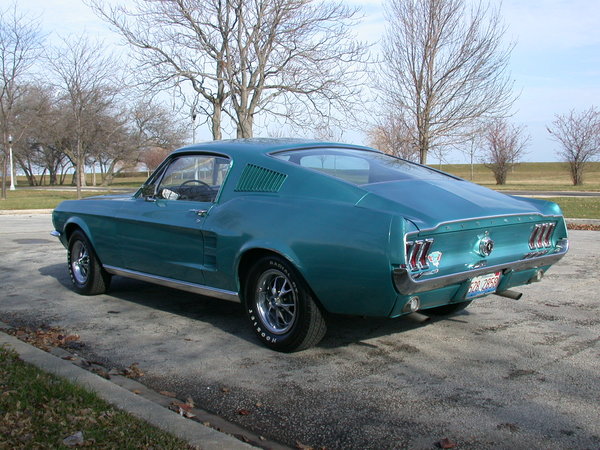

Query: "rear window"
<box><xmin>272</xmin><ymin>148</ymin><xmax>455</xmax><ymax>185</ymax></box>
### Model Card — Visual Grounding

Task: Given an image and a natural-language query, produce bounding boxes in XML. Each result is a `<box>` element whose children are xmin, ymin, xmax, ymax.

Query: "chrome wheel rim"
<box><xmin>255</xmin><ymin>269</ymin><xmax>297</xmax><ymax>334</ymax></box>
<box><xmin>71</xmin><ymin>240</ymin><xmax>90</xmax><ymax>284</ymax></box>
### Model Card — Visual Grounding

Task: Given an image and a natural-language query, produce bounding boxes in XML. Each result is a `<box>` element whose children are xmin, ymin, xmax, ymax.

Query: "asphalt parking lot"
<box><xmin>1</xmin><ymin>214</ymin><xmax>599</xmax><ymax>449</ymax></box>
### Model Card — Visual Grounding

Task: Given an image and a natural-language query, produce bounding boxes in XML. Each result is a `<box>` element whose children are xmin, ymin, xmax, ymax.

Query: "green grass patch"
<box><xmin>0</xmin><ymin>345</ymin><xmax>191</xmax><ymax>448</ymax></box>
<box><xmin>534</xmin><ymin>197</ymin><xmax>600</xmax><ymax>219</ymax></box>
<box><xmin>440</xmin><ymin>162</ymin><xmax>600</xmax><ymax>191</ymax></box>
<box><xmin>0</xmin><ymin>189</ymin><xmax>130</xmax><ymax>210</ymax></box>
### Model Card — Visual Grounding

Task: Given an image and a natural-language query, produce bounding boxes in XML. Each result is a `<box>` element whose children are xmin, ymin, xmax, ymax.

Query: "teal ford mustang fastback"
<box><xmin>52</xmin><ymin>139</ymin><xmax>569</xmax><ymax>351</ymax></box>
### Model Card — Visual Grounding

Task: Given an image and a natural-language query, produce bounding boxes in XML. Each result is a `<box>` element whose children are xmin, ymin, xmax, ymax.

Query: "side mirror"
<box><xmin>140</xmin><ymin>184</ymin><xmax>157</xmax><ymax>201</ymax></box>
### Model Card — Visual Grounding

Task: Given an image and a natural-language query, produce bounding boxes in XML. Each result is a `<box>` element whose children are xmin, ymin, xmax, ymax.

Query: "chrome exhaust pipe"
<box><xmin>496</xmin><ymin>290</ymin><xmax>523</xmax><ymax>300</ymax></box>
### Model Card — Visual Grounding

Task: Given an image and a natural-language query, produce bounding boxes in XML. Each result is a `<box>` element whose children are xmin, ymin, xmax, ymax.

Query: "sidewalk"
<box><xmin>0</xmin><ymin>323</ymin><xmax>261</xmax><ymax>450</ymax></box>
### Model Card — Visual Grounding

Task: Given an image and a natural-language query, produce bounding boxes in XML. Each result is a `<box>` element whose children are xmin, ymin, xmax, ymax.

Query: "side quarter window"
<box><xmin>157</xmin><ymin>154</ymin><xmax>231</xmax><ymax>202</ymax></box>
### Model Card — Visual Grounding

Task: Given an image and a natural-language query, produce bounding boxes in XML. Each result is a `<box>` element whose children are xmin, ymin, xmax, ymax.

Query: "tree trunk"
<box><xmin>211</xmin><ymin>101</ymin><xmax>223</xmax><ymax>140</ymax></box>
<box><xmin>236</xmin><ymin>113</ymin><xmax>253</xmax><ymax>139</ymax></box>
<box><xmin>1</xmin><ymin>154</ymin><xmax>7</xmax><ymax>200</ymax></box>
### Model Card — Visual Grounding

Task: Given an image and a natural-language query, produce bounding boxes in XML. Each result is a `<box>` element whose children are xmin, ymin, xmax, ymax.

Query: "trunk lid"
<box><xmin>358</xmin><ymin>179</ymin><xmax>543</xmax><ymax>230</ymax></box>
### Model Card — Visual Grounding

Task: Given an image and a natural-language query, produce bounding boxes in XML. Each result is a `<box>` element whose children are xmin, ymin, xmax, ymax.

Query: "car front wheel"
<box><xmin>244</xmin><ymin>256</ymin><xmax>326</xmax><ymax>352</ymax></box>
<box><xmin>67</xmin><ymin>230</ymin><xmax>110</xmax><ymax>295</ymax></box>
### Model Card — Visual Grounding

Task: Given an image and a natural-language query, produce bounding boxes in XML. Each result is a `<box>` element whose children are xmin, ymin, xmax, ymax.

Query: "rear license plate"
<box><xmin>466</xmin><ymin>272</ymin><xmax>501</xmax><ymax>299</ymax></box>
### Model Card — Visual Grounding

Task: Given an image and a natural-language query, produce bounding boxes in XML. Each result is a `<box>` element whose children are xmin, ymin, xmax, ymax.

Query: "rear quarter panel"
<box><xmin>208</xmin><ymin>155</ymin><xmax>401</xmax><ymax>316</ymax></box>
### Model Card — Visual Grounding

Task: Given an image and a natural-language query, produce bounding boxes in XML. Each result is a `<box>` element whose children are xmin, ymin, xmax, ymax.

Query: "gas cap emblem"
<box><xmin>479</xmin><ymin>235</ymin><xmax>494</xmax><ymax>257</ymax></box>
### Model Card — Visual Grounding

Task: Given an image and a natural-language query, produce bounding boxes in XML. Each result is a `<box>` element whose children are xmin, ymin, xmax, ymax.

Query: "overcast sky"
<box><xmin>15</xmin><ymin>0</ymin><xmax>600</xmax><ymax>163</ymax></box>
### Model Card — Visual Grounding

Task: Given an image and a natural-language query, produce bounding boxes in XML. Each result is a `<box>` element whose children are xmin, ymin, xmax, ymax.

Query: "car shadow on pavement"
<box><xmin>39</xmin><ymin>263</ymin><xmax>462</xmax><ymax>350</ymax></box>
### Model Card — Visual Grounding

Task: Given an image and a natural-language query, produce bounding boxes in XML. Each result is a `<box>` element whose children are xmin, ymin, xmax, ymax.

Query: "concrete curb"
<box><xmin>0</xmin><ymin>331</ymin><xmax>255</xmax><ymax>450</ymax></box>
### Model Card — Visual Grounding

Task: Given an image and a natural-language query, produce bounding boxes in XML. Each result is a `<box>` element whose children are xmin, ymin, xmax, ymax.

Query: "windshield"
<box><xmin>273</xmin><ymin>148</ymin><xmax>457</xmax><ymax>185</ymax></box>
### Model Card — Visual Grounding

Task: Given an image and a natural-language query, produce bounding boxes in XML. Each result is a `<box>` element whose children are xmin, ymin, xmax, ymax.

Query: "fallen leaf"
<box><xmin>237</xmin><ymin>409</ymin><xmax>251</xmax><ymax>416</ymax></box>
<box><xmin>169</xmin><ymin>401</ymin><xmax>195</xmax><ymax>418</ymax></box>
<box><xmin>62</xmin><ymin>334</ymin><xmax>80</xmax><ymax>344</ymax></box>
<box><xmin>255</xmin><ymin>402</ymin><xmax>263</xmax><ymax>407</ymax></box>
<box><xmin>296</xmin><ymin>441</ymin><xmax>313</xmax><ymax>450</ymax></box>
<box><xmin>159</xmin><ymin>390</ymin><xmax>177</xmax><ymax>398</ymax></box>
<box><xmin>185</xmin><ymin>396</ymin><xmax>195</xmax><ymax>407</ymax></box>
<box><xmin>567</xmin><ymin>224</ymin><xmax>600</xmax><ymax>231</ymax></box>
<box><xmin>221</xmin><ymin>387</ymin><xmax>231</xmax><ymax>393</ymax></box>
<box><xmin>436</xmin><ymin>438</ymin><xmax>457</xmax><ymax>449</ymax></box>
<box><xmin>123</xmin><ymin>363</ymin><xmax>144</xmax><ymax>378</ymax></box>
<box><xmin>132</xmin><ymin>389</ymin><xmax>142</xmax><ymax>395</ymax></box>
<box><xmin>61</xmin><ymin>355</ymin><xmax>76</xmax><ymax>361</ymax></box>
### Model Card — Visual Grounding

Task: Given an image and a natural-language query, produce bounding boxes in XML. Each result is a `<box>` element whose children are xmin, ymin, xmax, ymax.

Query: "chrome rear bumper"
<box><xmin>393</xmin><ymin>239</ymin><xmax>569</xmax><ymax>295</ymax></box>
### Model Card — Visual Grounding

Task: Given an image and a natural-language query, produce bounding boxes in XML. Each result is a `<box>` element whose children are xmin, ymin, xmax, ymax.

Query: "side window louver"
<box><xmin>234</xmin><ymin>164</ymin><xmax>287</xmax><ymax>193</ymax></box>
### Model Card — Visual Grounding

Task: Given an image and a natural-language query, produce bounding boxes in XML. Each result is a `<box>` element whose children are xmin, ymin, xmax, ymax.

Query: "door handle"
<box><xmin>189</xmin><ymin>209</ymin><xmax>208</xmax><ymax>217</ymax></box>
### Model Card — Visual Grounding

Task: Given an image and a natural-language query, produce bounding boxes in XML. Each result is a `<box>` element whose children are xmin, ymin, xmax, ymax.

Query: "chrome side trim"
<box><xmin>50</xmin><ymin>230</ymin><xmax>61</xmax><ymax>237</ymax></box>
<box><xmin>393</xmin><ymin>239</ymin><xmax>569</xmax><ymax>295</ymax></box>
<box><xmin>103</xmin><ymin>265</ymin><xmax>240</xmax><ymax>303</ymax></box>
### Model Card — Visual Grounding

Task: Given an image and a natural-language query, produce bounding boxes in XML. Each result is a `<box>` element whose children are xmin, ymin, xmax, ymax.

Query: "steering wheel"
<box><xmin>177</xmin><ymin>179</ymin><xmax>212</xmax><ymax>201</ymax></box>
<box><xmin>179</xmin><ymin>179</ymin><xmax>211</xmax><ymax>189</ymax></box>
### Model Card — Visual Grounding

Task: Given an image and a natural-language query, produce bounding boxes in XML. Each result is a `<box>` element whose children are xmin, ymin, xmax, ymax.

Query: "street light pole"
<box><xmin>8</xmin><ymin>134</ymin><xmax>15</xmax><ymax>191</ymax></box>
<box><xmin>192</xmin><ymin>112</ymin><xmax>197</xmax><ymax>143</ymax></box>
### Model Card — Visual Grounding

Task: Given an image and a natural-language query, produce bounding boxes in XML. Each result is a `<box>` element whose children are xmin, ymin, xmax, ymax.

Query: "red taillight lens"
<box><xmin>529</xmin><ymin>224</ymin><xmax>541</xmax><ymax>249</ymax></box>
<box><xmin>409</xmin><ymin>241</ymin><xmax>421</xmax><ymax>271</ymax></box>
<box><xmin>542</xmin><ymin>223</ymin><xmax>555</xmax><ymax>247</ymax></box>
<box><xmin>406</xmin><ymin>239</ymin><xmax>434</xmax><ymax>271</ymax></box>
<box><xmin>529</xmin><ymin>223</ymin><xmax>555</xmax><ymax>249</ymax></box>
<box><xmin>419</xmin><ymin>239</ymin><xmax>433</xmax><ymax>269</ymax></box>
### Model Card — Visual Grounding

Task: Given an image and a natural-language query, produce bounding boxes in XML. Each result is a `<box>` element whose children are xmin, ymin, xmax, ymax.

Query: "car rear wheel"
<box><xmin>244</xmin><ymin>256</ymin><xmax>326</xmax><ymax>352</ymax></box>
<box><xmin>424</xmin><ymin>300</ymin><xmax>472</xmax><ymax>316</ymax></box>
<box><xmin>67</xmin><ymin>230</ymin><xmax>111</xmax><ymax>295</ymax></box>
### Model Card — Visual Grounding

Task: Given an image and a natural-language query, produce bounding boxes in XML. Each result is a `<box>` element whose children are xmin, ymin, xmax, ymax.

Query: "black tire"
<box><xmin>67</xmin><ymin>230</ymin><xmax>111</xmax><ymax>295</ymax></box>
<box><xmin>424</xmin><ymin>300</ymin><xmax>472</xmax><ymax>316</ymax></box>
<box><xmin>244</xmin><ymin>256</ymin><xmax>326</xmax><ymax>352</ymax></box>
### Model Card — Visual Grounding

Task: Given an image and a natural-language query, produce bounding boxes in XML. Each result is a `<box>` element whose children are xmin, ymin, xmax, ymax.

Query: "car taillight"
<box><xmin>529</xmin><ymin>223</ymin><xmax>555</xmax><ymax>249</ymax></box>
<box><xmin>406</xmin><ymin>239</ymin><xmax>434</xmax><ymax>271</ymax></box>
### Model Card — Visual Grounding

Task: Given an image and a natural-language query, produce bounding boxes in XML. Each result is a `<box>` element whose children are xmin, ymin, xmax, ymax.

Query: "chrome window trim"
<box><xmin>103</xmin><ymin>265</ymin><xmax>240</xmax><ymax>303</ymax></box>
<box><xmin>393</xmin><ymin>239</ymin><xmax>569</xmax><ymax>295</ymax></box>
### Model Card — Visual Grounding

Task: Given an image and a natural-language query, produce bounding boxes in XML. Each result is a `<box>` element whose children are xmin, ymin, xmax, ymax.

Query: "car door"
<box><xmin>117</xmin><ymin>153</ymin><xmax>231</xmax><ymax>285</ymax></box>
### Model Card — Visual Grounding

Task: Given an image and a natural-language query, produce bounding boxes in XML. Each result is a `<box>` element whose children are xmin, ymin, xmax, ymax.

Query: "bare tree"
<box><xmin>0</xmin><ymin>3</ymin><xmax>43</xmax><ymax>199</ymax></box>
<box><xmin>129</xmin><ymin>100</ymin><xmax>188</xmax><ymax>151</ymax></box>
<box><xmin>379</xmin><ymin>0</ymin><xmax>516</xmax><ymax>164</ymax></box>
<box><xmin>368</xmin><ymin>113</ymin><xmax>418</xmax><ymax>161</ymax></box>
<box><xmin>456</xmin><ymin>126</ymin><xmax>486</xmax><ymax>180</ymax></box>
<box><xmin>547</xmin><ymin>107</ymin><xmax>600</xmax><ymax>186</ymax></box>
<box><xmin>46</xmin><ymin>36</ymin><xmax>121</xmax><ymax>198</ymax></box>
<box><xmin>88</xmin><ymin>0</ymin><xmax>367</xmax><ymax>140</ymax></box>
<box><xmin>11</xmin><ymin>84</ymin><xmax>59</xmax><ymax>185</ymax></box>
<box><xmin>483</xmin><ymin>119</ymin><xmax>528</xmax><ymax>185</ymax></box>
<box><xmin>97</xmin><ymin>100</ymin><xmax>188</xmax><ymax>185</ymax></box>
<box><xmin>140</xmin><ymin>146</ymin><xmax>172</xmax><ymax>173</ymax></box>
